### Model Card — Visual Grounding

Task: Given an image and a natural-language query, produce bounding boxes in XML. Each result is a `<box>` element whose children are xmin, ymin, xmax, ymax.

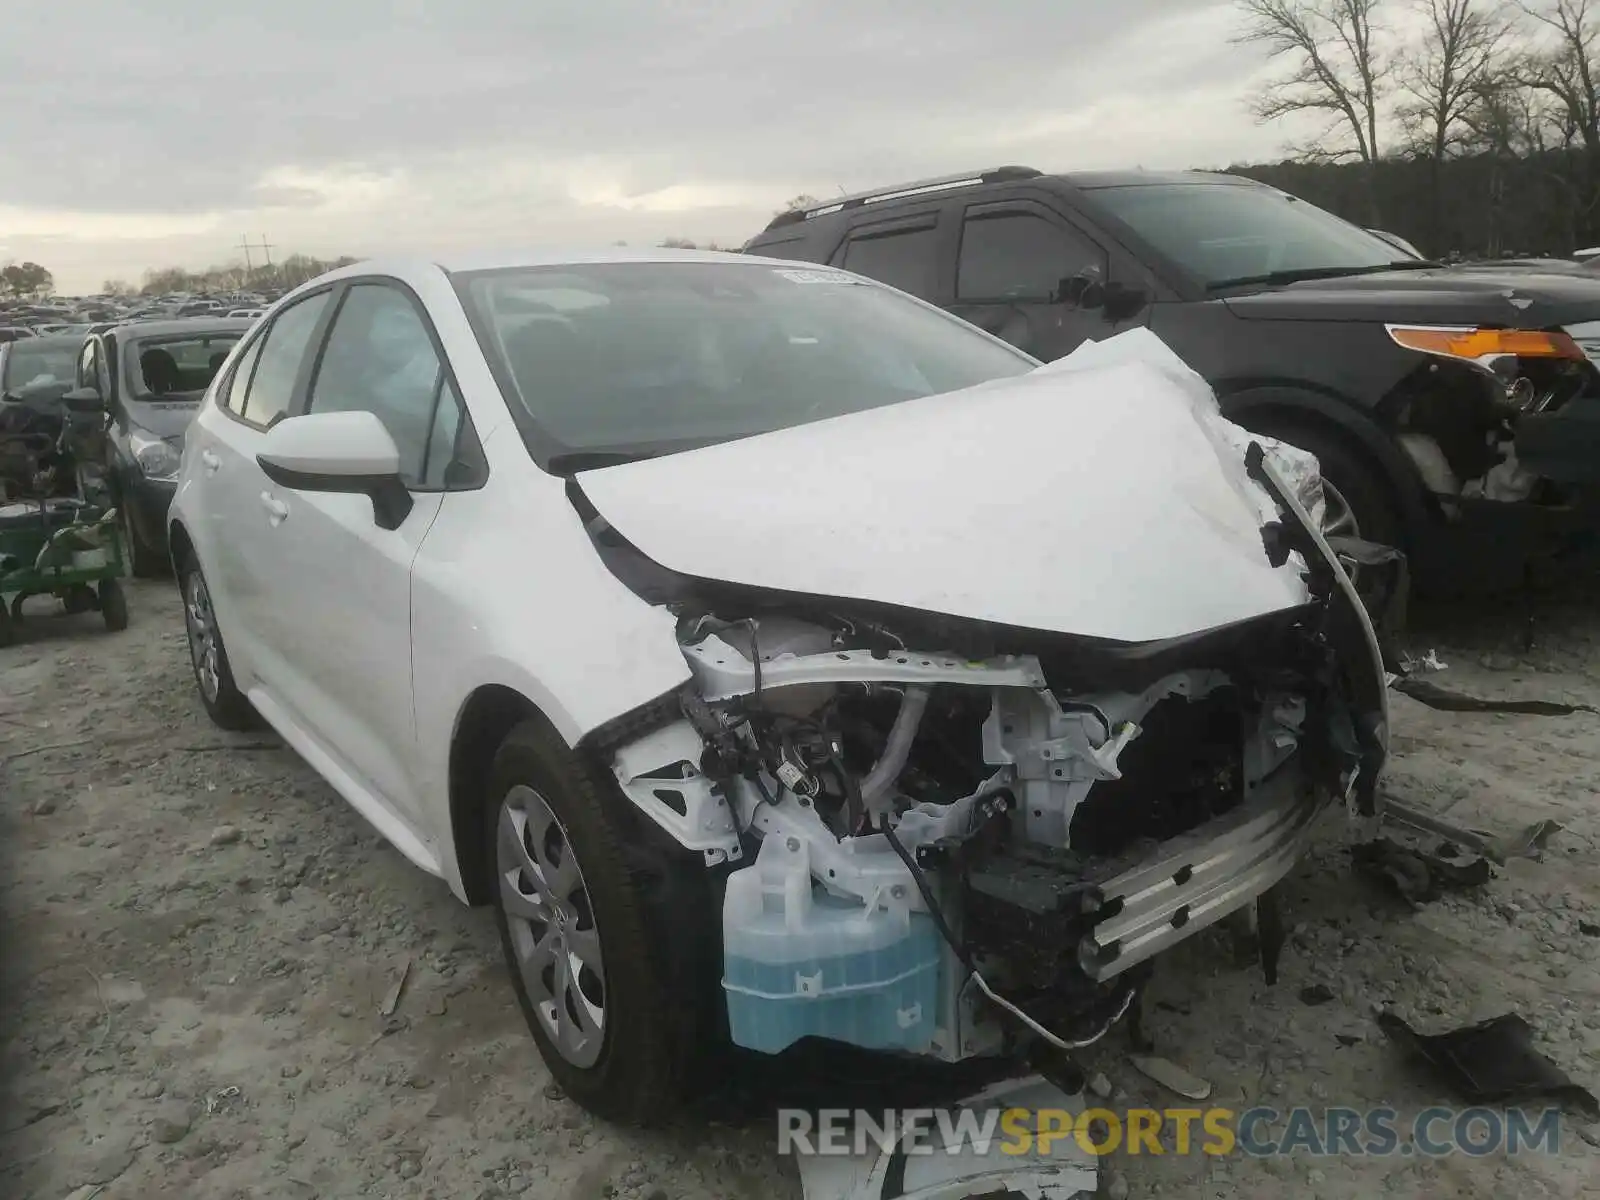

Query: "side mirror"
<box><xmin>1057</xmin><ymin>271</ymin><xmax>1106</xmax><ymax>311</ymax></box>
<box><xmin>1102</xmin><ymin>281</ymin><xmax>1149</xmax><ymax>322</ymax></box>
<box><xmin>256</xmin><ymin>410</ymin><xmax>414</xmax><ymax>530</ymax></box>
<box><xmin>62</xmin><ymin>386</ymin><xmax>103</xmax><ymax>412</ymax></box>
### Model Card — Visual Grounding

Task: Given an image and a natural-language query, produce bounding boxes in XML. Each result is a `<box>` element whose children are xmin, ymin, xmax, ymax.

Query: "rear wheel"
<box><xmin>98</xmin><ymin>579</ymin><xmax>129</xmax><ymax>631</ymax></box>
<box><xmin>0</xmin><ymin>603</ymin><xmax>12</xmax><ymax>648</ymax></box>
<box><xmin>120</xmin><ymin>497</ymin><xmax>165</xmax><ymax>578</ymax></box>
<box><xmin>486</xmin><ymin>718</ymin><xmax>706</xmax><ymax>1125</ymax></box>
<box><xmin>179</xmin><ymin>556</ymin><xmax>254</xmax><ymax>729</ymax></box>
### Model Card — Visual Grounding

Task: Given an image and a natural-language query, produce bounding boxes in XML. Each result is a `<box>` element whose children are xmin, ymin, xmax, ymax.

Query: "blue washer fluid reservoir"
<box><xmin>721</xmin><ymin>830</ymin><xmax>941</xmax><ymax>1055</ymax></box>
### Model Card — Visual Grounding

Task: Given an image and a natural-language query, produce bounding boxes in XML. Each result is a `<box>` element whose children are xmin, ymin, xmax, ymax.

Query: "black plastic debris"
<box><xmin>1390</xmin><ymin>676</ymin><xmax>1598</xmax><ymax>716</ymax></box>
<box><xmin>1579</xmin><ymin>921</ymin><xmax>1600</xmax><ymax>938</ymax></box>
<box><xmin>1351</xmin><ymin>838</ymin><xmax>1492</xmax><ymax>904</ymax></box>
<box><xmin>1299</xmin><ymin>984</ymin><xmax>1337</xmax><ymax>1007</ymax></box>
<box><xmin>1378</xmin><ymin>1011</ymin><xmax>1600</xmax><ymax>1119</ymax></box>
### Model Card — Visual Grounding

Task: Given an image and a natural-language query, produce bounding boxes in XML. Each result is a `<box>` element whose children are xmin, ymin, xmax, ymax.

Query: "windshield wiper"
<box><xmin>1207</xmin><ymin>260</ymin><xmax>1443</xmax><ymax>292</ymax></box>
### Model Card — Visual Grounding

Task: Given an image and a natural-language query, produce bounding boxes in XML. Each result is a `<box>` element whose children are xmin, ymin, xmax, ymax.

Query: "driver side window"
<box><xmin>956</xmin><ymin>209</ymin><xmax>1106</xmax><ymax>302</ymax></box>
<box><xmin>306</xmin><ymin>283</ymin><xmax>484</xmax><ymax>490</ymax></box>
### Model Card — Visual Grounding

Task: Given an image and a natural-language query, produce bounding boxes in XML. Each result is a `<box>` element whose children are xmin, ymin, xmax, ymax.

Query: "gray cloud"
<box><xmin>2</xmin><ymin>0</ymin><xmax>1241</xmax><ymax>216</ymax></box>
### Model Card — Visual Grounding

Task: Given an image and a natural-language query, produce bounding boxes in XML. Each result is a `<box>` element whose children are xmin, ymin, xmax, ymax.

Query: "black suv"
<box><xmin>745</xmin><ymin>167</ymin><xmax>1600</xmax><ymax>593</ymax></box>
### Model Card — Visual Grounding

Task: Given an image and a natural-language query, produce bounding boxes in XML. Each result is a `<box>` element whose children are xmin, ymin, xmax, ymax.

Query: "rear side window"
<box><xmin>236</xmin><ymin>292</ymin><xmax>331</xmax><ymax>426</ymax></box>
<box><xmin>956</xmin><ymin>211</ymin><xmax>1106</xmax><ymax>302</ymax></box>
<box><xmin>220</xmin><ymin>337</ymin><xmax>263</xmax><ymax>414</ymax></box>
<box><xmin>835</xmin><ymin>225</ymin><xmax>939</xmax><ymax>299</ymax></box>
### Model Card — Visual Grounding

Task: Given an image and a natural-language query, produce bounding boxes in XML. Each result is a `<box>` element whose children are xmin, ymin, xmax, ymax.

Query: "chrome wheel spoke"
<box><xmin>566</xmin><ymin>925</ymin><xmax>603</xmax><ymax>975</ymax></box>
<box><xmin>184</xmin><ymin>575</ymin><xmax>221</xmax><ymax>700</ymax></box>
<box><xmin>500</xmin><ymin>867</ymin><xmax>550</xmax><ymax>925</ymax></box>
<box><xmin>496</xmin><ymin>785</ymin><xmax>606</xmax><ymax>1069</ymax></box>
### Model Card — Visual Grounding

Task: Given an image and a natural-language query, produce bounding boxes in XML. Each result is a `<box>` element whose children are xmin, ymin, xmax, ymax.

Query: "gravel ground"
<box><xmin>2</xmin><ymin>578</ymin><xmax>1598</xmax><ymax>1200</ymax></box>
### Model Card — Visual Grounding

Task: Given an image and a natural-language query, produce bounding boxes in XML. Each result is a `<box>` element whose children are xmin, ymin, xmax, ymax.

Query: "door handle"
<box><xmin>259</xmin><ymin>492</ymin><xmax>289</xmax><ymax>526</ymax></box>
<box><xmin>200</xmin><ymin>449</ymin><xmax>221</xmax><ymax>475</ymax></box>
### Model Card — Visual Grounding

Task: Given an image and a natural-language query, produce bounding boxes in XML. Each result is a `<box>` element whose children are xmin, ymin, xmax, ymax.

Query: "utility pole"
<box><xmin>237</xmin><ymin>235</ymin><xmax>254</xmax><ymax>273</ymax></box>
<box><xmin>258</xmin><ymin>235</ymin><xmax>274</xmax><ymax>269</ymax></box>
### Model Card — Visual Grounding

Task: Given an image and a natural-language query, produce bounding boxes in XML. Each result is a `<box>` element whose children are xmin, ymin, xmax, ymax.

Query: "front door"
<box><xmin>946</xmin><ymin>199</ymin><xmax>1132</xmax><ymax>361</ymax></box>
<box><xmin>247</xmin><ymin>280</ymin><xmax>467</xmax><ymax>825</ymax></box>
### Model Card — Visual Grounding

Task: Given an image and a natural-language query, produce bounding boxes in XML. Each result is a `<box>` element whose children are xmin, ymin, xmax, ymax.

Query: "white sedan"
<box><xmin>168</xmin><ymin>249</ymin><xmax>1386</xmax><ymax>1125</ymax></box>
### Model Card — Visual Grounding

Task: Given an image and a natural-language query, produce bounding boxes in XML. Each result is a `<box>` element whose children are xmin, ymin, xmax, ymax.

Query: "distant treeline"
<box><xmin>1232</xmin><ymin>153</ymin><xmax>1597</xmax><ymax>258</ymax></box>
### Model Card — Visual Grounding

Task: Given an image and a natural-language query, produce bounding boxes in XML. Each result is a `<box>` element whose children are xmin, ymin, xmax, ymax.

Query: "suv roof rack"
<box><xmin>763</xmin><ymin>166</ymin><xmax>1043</xmax><ymax>230</ymax></box>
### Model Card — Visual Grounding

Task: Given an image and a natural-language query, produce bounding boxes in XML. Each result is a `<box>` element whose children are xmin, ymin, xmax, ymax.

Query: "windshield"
<box><xmin>2</xmin><ymin>339</ymin><xmax>78</xmax><ymax>394</ymax></box>
<box><xmin>1085</xmin><ymin>182</ymin><xmax>1406</xmax><ymax>288</ymax></box>
<box><xmin>453</xmin><ymin>261</ymin><xmax>1036</xmax><ymax>463</ymax></box>
<box><xmin>125</xmin><ymin>332</ymin><xmax>242</xmax><ymax>399</ymax></box>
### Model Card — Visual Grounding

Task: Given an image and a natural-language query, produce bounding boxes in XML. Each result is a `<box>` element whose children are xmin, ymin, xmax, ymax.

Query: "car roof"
<box><xmin>1060</xmin><ymin>169</ymin><xmax>1256</xmax><ymax>190</ymax></box>
<box><xmin>109</xmin><ymin>317</ymin><xmax>254</xmax><ymax>338</ymax></box>
<box><xmin>6</xmin><ymin>333</ymin><xmax>82</xmax><ymax>349</ymax></box>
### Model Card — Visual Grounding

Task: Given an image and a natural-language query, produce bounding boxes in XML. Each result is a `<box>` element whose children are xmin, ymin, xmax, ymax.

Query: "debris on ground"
<box><xmin>1128</xmin><ymin>1054</ymin><xmax>1211</xmax><ymax>1101</ymax></box>
<box><xmin>1494</xmin><ymin>818</ymin><xmax>1564</xmax><ymax>862</ymax></box>
<box><xmin>380</xmin><ymin>956</ymin><xmax>411</xmax><ymax>1017</ymax></box>
<box><xmin>1390</xmin><ymin>675</ymin><xmax>1598</xmax><ymax>716</ymax></box>
<box><xmin>1351</xmin><ymin>837</ymin><xmax>1492</xmax><ymax>904</ymax></box>
<box><xmin>1299</xmin><ymin>983</ymin><xmax>1337</xmax><ymax>1006</ymax></box>
<box><xmin>1378</xmin><ymin>1011</ymin><xmax>1600</xmax><ymax>1118</ymax></box>
<box><xmin>1400</xmin><ymin>648</ymin><xmax>1449</xmax><ymax>674</ymax></box>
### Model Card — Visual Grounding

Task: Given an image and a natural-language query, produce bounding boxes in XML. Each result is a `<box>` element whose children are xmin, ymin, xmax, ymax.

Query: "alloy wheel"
<box><xmin>497</xmin><ymin>785</ymin><xmax>607</xmax><ymax>1068</ymax></box>
<box><xmin>184</xmin><ymin>571</ymin><xmax>221</xmax><ymax>702</ymax></box>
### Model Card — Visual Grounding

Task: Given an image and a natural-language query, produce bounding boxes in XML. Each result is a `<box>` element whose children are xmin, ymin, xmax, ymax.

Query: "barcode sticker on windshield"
<box><xmin>773</xmin><ymin>268</ymin><xmax>848</xmax><ymax>284</ymax></box>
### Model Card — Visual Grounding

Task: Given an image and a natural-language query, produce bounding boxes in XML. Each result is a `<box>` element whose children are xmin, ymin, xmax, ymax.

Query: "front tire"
<box><xmin>486</xmin><ymin>718</ymin><xmax>702</xmax><ymax>1125</ymax></box>
<box><xmin>120</xmin><ymin>496</ymin><xmax>165</xmax><ymax>578</ymax></box>
<box><xmin>178</xmin><ymin>556</ymin><xmax>254</xmax><ymax>730</ymax></box>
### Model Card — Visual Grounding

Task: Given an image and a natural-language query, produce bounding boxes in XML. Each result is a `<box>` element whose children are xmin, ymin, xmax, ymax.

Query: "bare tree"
<box><xmin>1520</xmin><ymin>0</ymin><xmax>1600</xmax><ymax>239</ymax></box>
<box><xmin>1236</xmin><ymin>0</ymin><xmax>1389</xmax><ymax>218</ymax></box>
<box><xmin>1396</xmin><ymin>0</ymin><xmax>1508</xmax><ymax>246</ymax></box>
<box><xmin>774</xmin><ymin>194</ymin><xmax>821</xmax><ymax>217</ymax></box>
<box><xmin>1400</xmin><ymin>0</ymin><xmax>1507</xmax><ymax>158</ymax></box>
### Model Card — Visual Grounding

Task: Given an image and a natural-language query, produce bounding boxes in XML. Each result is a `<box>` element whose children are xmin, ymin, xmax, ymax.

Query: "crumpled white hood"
<box><xmin>578</xmin><ymin>329</ymin><xmax>1322</xmax><ymax>644</ymax></box>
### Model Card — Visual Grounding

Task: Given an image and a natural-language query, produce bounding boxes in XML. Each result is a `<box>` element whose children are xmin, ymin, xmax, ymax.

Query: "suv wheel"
<box><xmin>179</xmin><ymin>556</ymin><xmax>254</xmax><ymax>729</ymax></box>
<box><xmin>486</xmin><ymin>718</ymin><xmax>701</xmax><ymax>1125</ymax></box>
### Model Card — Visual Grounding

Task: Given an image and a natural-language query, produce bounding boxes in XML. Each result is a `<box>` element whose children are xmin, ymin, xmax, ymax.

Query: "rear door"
<box><xmin>186</xmin><ymin>289</ymin><xmax>334</xmax><ymax>687</ymax></box>
<box><xmin>245</xmin><ymin>279</ymin><xmax>483</xmax><ymax>825</ymax></box>
<box><xmin>946</xmin><ymin>198</ymin><xmax>1126</xmax><ymax>360</ymax></box>
<box><xmin>827</xmin><ymin>208</ymin><xmax>952</xmax><ymax>304</ymax></box>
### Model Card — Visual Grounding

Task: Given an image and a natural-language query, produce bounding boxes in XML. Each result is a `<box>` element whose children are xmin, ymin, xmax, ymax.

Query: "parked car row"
<box><xmin>0</xmin><ymin>316</ymin><xmax>254</xmax><ymax>572</ymax></box>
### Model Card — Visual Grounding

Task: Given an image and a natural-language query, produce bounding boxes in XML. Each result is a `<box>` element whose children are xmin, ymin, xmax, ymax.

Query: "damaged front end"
<box><xmin>590</xmin><ymin>448</ymin><xmax>1387</xmax><ymax>1065</ymax></box>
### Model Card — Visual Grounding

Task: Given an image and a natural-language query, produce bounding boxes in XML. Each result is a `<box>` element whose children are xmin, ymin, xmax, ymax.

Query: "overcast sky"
<box><xmin>1</xmin><ymin>0</ymin><xmax>1321</xmax><ymax>294</ymax></box>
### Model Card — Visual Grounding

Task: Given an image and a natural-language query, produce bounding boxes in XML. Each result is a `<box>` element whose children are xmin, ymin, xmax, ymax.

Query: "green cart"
<box><xmin>0</xmin><ymin>498</ymin><xmax>130</xmax><ymax>647</ymax></box>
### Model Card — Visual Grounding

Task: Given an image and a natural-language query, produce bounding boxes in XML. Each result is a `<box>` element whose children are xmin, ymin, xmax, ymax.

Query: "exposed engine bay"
<box><xmin>581</xmin><ymin>447</ymin><xmax>1388</xmax><ymax>1065</ymax></box>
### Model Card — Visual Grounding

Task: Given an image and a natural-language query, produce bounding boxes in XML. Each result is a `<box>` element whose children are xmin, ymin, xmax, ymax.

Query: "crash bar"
<box><xmin>764</xmin><ymin>166</ymin><xmax>1043</xmax><ymax>229</ymax></box>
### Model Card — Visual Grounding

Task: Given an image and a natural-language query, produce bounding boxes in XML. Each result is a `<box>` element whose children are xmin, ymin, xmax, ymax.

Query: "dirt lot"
<box><xmin>2</xmin><ymin>578</ymin><xmax>1598</xmax><ymax>1200</ymax></box>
